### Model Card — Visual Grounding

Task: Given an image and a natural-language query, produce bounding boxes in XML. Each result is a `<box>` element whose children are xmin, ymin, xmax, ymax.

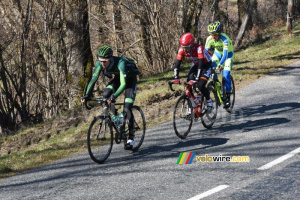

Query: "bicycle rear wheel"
<box><xmin>87</xmin><ymin>116</ymin><xmax>113</xmax><ymax>164</ymax></box>
<box><xmin>222</xmin><ymin>75</ymin><xmax>235</xmax><ymax>113</ymax></box>
<box><xmin>173</xmin><ymin>95</ymin><xmax>193</xmax><ymax>139</ymax></box>
<box><xmin>201</xmin><ymin>85</ymin><xmax>218</xmax><ymax>129</ymax></box>
<box><xmin>129</xmin><ymin>106</ymin><xmax>146</xmax><ymax>151</ymax></box>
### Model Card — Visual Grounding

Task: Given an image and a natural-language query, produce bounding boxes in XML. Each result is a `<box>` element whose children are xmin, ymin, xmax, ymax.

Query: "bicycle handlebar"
<box><xmin>83</xmin><ymin>98</ymin><xmax>107</xmax><ymax>110</ymax></box>
<box><xmin>168</xmin><ymin>81</ymin><xmax>176</xmax><ymax>92</ymax></box>
<box><xmin>83</xmin><ymin>97</ymin><xmax>125</xmax><ymax>110</ymax></box>
<box><xmin>168</xmin><ymin>80</ymin><xmax>198</xmax><ymax>92</ymax></box>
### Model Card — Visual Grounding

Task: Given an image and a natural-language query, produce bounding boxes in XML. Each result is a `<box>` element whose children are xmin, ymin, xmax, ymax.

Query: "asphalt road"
<box><xmin>1</xmin><ymin>61</ymin><xmax>299</xmax><ymax>200</ymax></box>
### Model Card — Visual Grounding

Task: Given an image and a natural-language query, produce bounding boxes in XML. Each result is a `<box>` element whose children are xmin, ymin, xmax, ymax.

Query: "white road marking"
<box><xmin>187</xmin><ymin>185</ymin><xmax>229</xmax><ymax>200</ymax></box>
<box><xmin>258</xmin><ymin>147</ymin><xmax>300</xmax><ymax>170</ymax></box>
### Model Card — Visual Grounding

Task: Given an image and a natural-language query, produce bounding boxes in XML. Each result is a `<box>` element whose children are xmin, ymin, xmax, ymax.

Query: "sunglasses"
<box><xmin>181</xmin><ymin>45</ymin><xmax>191</xmax><ymax>48</ymax></box>
<box><xmin>98</xmin><ymin>57</ymin><xmax>109</xmax><ymax>63</ymax></box>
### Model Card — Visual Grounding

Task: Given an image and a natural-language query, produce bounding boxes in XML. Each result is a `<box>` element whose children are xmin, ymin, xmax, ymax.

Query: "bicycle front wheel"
<box><xmin>87</xmin><ymin>116</ymin><xmax>113</xmax><ymax>164</ymax></box>
<box><xmin>173</xmin><ymin>95</ymin><xmax>193</xmax><ymax>139</ymax></box>
<box><xmin>201</xmin><ymin>85</ymin><xmax>218</xmax><ymax>129</ymax></box>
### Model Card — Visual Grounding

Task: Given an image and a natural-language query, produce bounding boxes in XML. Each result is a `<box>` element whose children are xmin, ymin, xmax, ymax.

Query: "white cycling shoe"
<box><xmin>206</xmin><ymin>99</ymin><xmax>213</xmax><ymax>110</ymax></box>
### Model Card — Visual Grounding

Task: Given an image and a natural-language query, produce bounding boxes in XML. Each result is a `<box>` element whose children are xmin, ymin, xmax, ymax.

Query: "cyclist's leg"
<box><xmin>186</xmin><ymin>64</ymin><xmax>197</xmax><ymax>95</ymax></box>
<box><xmin>223</xmin><ymin>54</ymin><xmax>233</xmax><ymax>108</ymax></box>
<box><xmin>197</xmin><ymin>62</ymin><xmax>212</xmax><ymax>99</ymax></box>
<box><xmin>123</xmin><ymin>75</ymin><xmax>137</xmax><ymax>142</ymax></box>
<box><xmin>103</xmin><ymin>78</ymin><xmax>120</xmax><ymax>115</ymax></box>
<box><xmin>223</xmin><ymin>55</ymin><xmax>233</xmax><ymax>92</ymax></box>
<box><xmin>197</xmin><ymin>63</ymin><xmax>213</xmax><ymax>108</ymax></box>
<box><xmin>187</xmin><ymin>64</ymin><xmax>197</xmax><ymax>81</ymax></box>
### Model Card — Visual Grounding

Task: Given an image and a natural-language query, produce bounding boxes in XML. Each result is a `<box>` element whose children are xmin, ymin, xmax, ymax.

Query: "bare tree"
<box><xmin>234</xmin><ymin>0</ymin><xmax>256</xmax><ymax>49</ymax></box>
<box><xmin>286</xmin><ymin>0</ymin><xmax>293</xmax><ymax>34</ymax></box>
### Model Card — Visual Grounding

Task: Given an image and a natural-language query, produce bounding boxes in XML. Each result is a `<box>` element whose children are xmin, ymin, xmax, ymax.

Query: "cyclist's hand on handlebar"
<box><xmin>217</xmin><ymin>65</ymin><xmax>223</xmax><ymax>71</ymax></box>
<box><xmin>172</xmin><ymin>79</ymin><xmax>180</xmax><ymax>84</ymax></box>
<box><xmin>107</xmin><ymin>95</ymin><xmax>116</xmax><ymax>105</ymax></box>
<box><xmin>80</xmin><ymin>95</ymin><xmax>89</xmax><ymax>104</ymax></box>
<box><xmin>188</xmin><ymin>80</ymin><xmax>198</xmax><ymax>85</ymax></box>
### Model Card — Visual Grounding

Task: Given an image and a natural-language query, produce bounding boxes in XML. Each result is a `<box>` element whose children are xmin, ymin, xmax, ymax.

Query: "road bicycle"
<box><xmin>84</xmin><ymin>98</ymin><xmax>146</xmax><ymax>164</ymax></box>
<box><xmin>207</xmin><ymin>68</ymin><xmax>235</xmax><ymax>113</ymax></box>
<box><xmin>168</xmin><ymin>80</ymin><xmax>218</xmax><ymax>139</ymax></box>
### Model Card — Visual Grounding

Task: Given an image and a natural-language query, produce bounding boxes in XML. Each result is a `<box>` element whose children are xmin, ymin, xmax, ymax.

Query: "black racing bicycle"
<box><xmin>84</xmin><ymin>98</ymin><xmax>146</xmax><ymax>164</ymax></box>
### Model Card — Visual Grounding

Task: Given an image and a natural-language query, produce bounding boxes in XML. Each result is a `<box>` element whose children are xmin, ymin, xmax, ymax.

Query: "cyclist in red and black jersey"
<box><xmin>173</xmin><ymin>33</ymin><xmax>213</xmax><ymax>109</ymax></box>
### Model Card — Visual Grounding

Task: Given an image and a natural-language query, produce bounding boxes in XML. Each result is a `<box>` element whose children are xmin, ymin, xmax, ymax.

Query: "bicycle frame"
<box><xmin>211</xmin><ymin>69</ymin><xmax>224</xmax><ymax>105</ymax></box>
<box><xmin>85</xmin><ymin>98</ymin><xmax>126</xmax><ymax>142</ymax></box>
<box><xmin>169</xmin><ymin>80</ymin><xmax>202</xmax><ymax>118</ymax></box>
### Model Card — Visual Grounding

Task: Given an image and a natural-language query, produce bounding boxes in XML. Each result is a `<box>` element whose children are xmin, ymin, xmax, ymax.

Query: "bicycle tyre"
<box><xmin>201</xmin><ymin>85</ymin><xmax>218</xmax><ymax>129</ymax></box>
<box><xmin>222</xmin><ymin>75</ymin><xmax>235</xmax><ymax>113</ymax></box>
<box><xmin>173</xmin><ymin>95</ymin><xmax>193</xmax><ymax>139</ymax></box>
<box><xmin>130</xmin><ymin>106</ymin><xmax>146</xmax><ymax>151</ymax></box>
<box><xmin>87</xmin><ymin>116</ymin><xmax>113</xmax><ymax>164</ymax></box>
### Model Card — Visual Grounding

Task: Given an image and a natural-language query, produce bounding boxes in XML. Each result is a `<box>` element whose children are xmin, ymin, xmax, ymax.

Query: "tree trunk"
<box><xmin>286</xmin><ymin>0</ymin><xmax>293</xmax><ymax>34</ymax></box>
<box><xmin>113</xmin><ymin>2</ymin><xmax>124</xmax><ymax>55</ymax></box>
<box><xmin>64</xmin><ymin>0</ymin><xmax>93</xmax><ymax>107</ymax></box>
<box><xmin>183</xmin><ymin>0</ymin><xmax>197</xmax><ymax>33</ymax></box>
<box><xmin>211</xmin><ymin>0</ymin><xmax>220</xmax><ymax>21</ymax></box>
<box><xmin>234</xmin><ymin>0</ymin><xmax>256</xmax><ymax>49</ymax></box>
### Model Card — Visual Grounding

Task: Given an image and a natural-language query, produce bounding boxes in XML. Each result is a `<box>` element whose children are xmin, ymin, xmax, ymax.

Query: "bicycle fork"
<box><xmin>96</xmin><ymin>118</ymin><xmax>106</xmax><ymax>141</ymax></box>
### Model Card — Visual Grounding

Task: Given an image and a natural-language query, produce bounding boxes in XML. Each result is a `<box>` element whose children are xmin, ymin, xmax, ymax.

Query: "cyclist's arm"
<box><xmin>113</xmin><ymin>62</ymin><xmax>127</xmax><ymax>98</ymax></box>
<box><xmin>219</xmin><ymin>34</ymin><xmax>229</xmax><ymax>66</ymax></box>
<box><xmin>174</xmin><ymin>59</ymin><xmax>182</xmax><ymax>79</ymax></box>
<box><xmin>174</xmin><ymin>48</ymin><xmax>184</xmax><ymax>79</ymax></box>
<box><xmin>196</xmin><ymin>46</ymin><xmax>205</xmax><ymax>79</ymax></box>
<box><xmin>85</xmin><ymin>61</ymin><xmax>103</xmax><ymax>96</ymax></box>
<box><xmin>205</xmin><ymin>36</ymin><xmax>213</xmax><ymax>52</ymax></box>
<box><xmin>196</xmin><ymin>58</ymin><xmax>204</xmax><ymax>79</ymax></box>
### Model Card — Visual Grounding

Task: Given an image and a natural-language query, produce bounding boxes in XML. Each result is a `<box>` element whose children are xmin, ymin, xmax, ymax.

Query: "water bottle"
<box><xmin>112</xmin><ymin>115</ymin><xmax>119</xmax><ymax>126</ymax></box>
<box><xmin>118</xmin><ymin>112</ymin><xmax>124</xmax><ymax>127</ymax></box>
<box><xmin>196</xmin><ymin>93</ymin><xmax>202</xmax><ymax>106</ymax></box>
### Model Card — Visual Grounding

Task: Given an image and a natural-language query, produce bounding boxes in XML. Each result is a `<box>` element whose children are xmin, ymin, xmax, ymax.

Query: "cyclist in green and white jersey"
<box><xmin>81</xmin><ymin>46</ymin><xmax>140</xmax><ymax>149</ymax></box>
<box><xmin>205</xmin><ymin>21</ymin><xmax>234</xmax><ymax>108</ymax></box>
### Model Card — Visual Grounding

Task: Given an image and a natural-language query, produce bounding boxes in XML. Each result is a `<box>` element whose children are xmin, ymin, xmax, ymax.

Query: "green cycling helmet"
<box><xmin>207</xmin><ymin>21</ymin><xmax>222</xmax><ymax>34</ymax></box>
<box><xmin>98</xmin><ymin>46</ymin><xmax>113</xmax><ymax>59</ymax></box>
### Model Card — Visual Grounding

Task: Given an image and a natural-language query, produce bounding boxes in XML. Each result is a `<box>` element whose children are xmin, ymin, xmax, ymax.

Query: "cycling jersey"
<box><xmin>205</xmin><ymin>33</ymin><xmax>233</xmax><ymax>66</ymax></box>
<box><xmin>177</xmin><ymin>44</ymin><xmax>212</xmax><ymax>65</ymax></box>
<box><xmin>174</xmin><ymin>43</ymin><xmax>212</xmax><ymax>79</ymax></box>
<box><xmin>86</xmin><ymin>57</ymin><xmax>140</xmax><ymax>98</ymax></box>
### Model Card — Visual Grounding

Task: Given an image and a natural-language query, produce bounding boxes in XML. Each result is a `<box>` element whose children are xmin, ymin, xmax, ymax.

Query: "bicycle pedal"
<box><xmin>124</xmin><ymin>145</ymin><xmax>133</xmax><ymax>150</ymax></box>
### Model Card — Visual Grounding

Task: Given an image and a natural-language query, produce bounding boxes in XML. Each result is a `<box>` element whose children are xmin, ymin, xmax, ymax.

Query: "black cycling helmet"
<box><xmin>98</xmin><ymin>46</ymin><xmax>113</xmax><ymax>59</ymax></box>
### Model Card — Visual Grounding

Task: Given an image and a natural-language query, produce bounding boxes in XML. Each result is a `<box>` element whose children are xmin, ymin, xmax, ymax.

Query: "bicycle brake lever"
<box><xmin>168</xmin><ymin>81</ymin><xmax>175</xmax><ymax>92</ymax></box>
<box><xmin>84</xmin><ymin>100</ymin><xmax>93</xmax><ymax>110</ymax></box>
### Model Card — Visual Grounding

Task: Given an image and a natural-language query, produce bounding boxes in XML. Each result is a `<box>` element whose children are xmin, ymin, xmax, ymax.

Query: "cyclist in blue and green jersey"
<box><xmin>81</xmin><ymin>46</ymin><xmax>140</xmax><ymax>149</ymax></box>
<box><xmin>205</xmin><ymin>21</ymin><xmax>234</xmax><ymax>108</ymax></box>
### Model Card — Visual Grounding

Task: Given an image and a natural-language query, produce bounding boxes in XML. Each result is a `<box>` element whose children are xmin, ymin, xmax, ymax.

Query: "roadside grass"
<box><xmin>1</xmin><ymin>23</ymin><xmax>300</xmax><ymax>180</ymax></box>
